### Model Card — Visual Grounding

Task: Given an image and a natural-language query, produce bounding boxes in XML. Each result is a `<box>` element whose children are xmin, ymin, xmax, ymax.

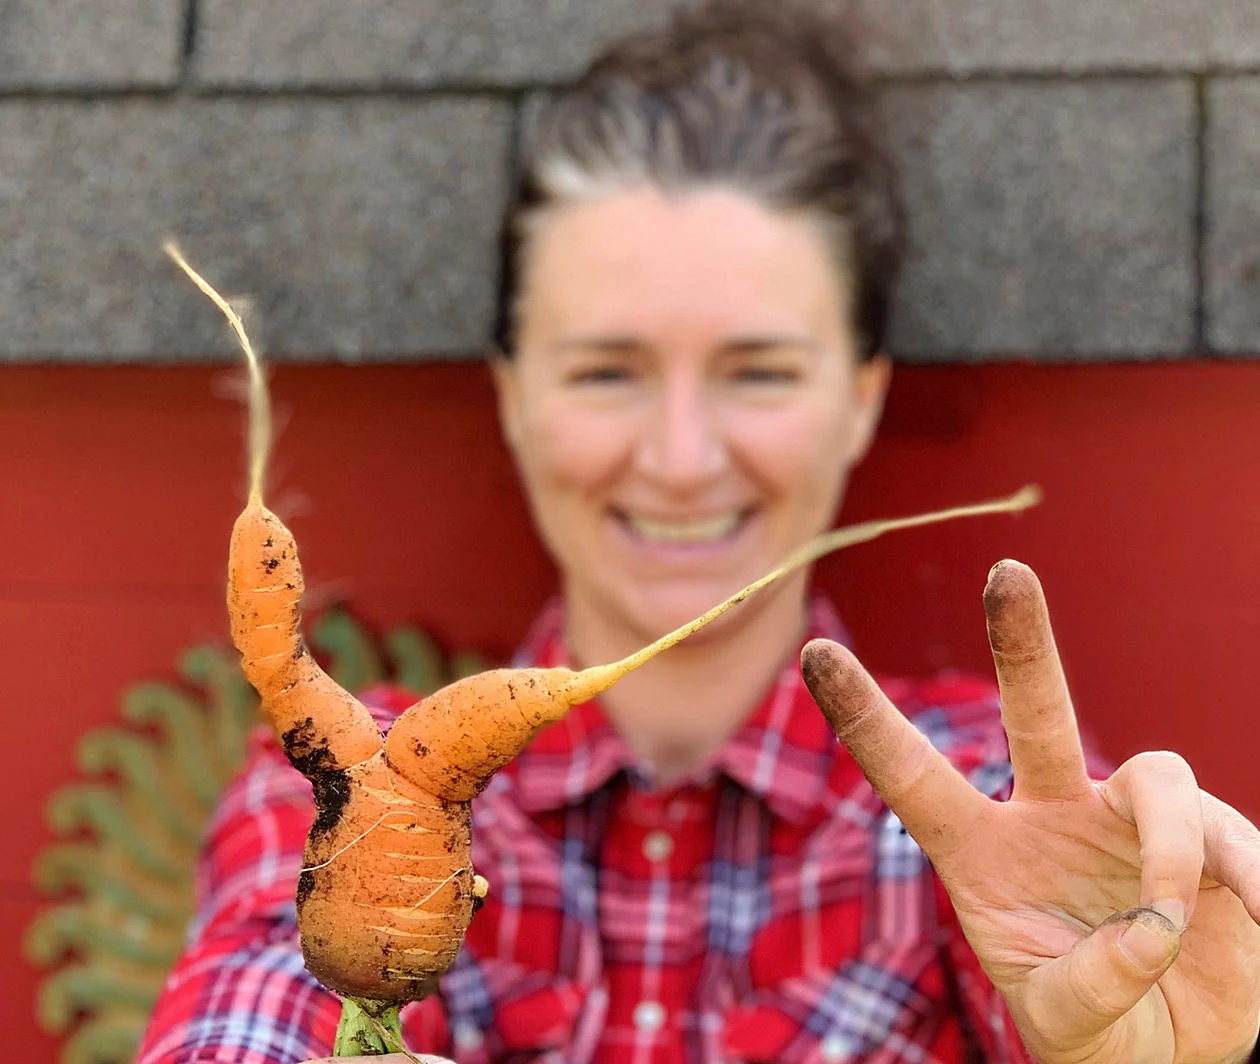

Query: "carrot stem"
<box><xmin>564</xmin><ymin>485</ymin><xmax>1042</xmax><ymax>704</ymax></box>
<box><xmin>333</xmin><ymin>997</ymin><xmax>407</xmax><ymax>1057</ymax></box>
<box><xmin>163</xmin><ymin>242</ymin><xmax>271</xmax><ymax>507</ymax></box>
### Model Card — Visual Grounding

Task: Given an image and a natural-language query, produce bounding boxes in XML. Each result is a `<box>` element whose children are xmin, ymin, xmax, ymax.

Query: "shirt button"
<box><xmin>642</xmin><ymin>829</ymin><xmax>674</xmax><ymax>862</ymax></box>
<box><xmin>632</xmin><ymin>1000</ymin><xmax>667</xmax><ymax>1032</ymax></box>
<box><xmin>819</xmin><ymin>1033</ymin><xmax>847</xmax><ymax>1062</ymax></box>
<box><xmin>452</xmin><ymin>1022</ymin><xmax>483</xmax><ymax>1051</ymax></box>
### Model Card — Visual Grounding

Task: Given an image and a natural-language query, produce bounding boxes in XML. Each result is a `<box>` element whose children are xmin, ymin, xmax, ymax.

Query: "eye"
<box><xmin>566</xmin><ymin>363</ymin><xmax>635</xmax><ymax>385</ymax></box>
<box><xmin>731</xmin><ymin>365</ymin><xmax>801</xmax><ymax>385</ymax></box>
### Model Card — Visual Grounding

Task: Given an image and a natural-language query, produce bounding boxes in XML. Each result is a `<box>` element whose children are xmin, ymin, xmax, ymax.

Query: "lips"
<box><xmin>617</xmin><ymin>509</ymin><xmax>750</xmax><ymax>545</ymax></box>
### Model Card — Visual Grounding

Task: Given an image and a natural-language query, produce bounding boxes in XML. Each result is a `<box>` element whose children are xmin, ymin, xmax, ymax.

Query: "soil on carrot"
<box><xmin>296</xmin><ymin>869</ymin><xmax>317</xmax><ymax>908</ymax></box>
<box><xmin>282</xmin><ymin>717</ymin><xmax>354</xmax><ymax>836</ymax></box>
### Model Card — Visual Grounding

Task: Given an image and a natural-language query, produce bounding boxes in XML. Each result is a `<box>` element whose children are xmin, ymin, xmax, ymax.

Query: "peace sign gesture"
<box><xmin>802</xmin><ymin>561</ymin><xmax>1260</xmax><ymax>1063</ymax></box>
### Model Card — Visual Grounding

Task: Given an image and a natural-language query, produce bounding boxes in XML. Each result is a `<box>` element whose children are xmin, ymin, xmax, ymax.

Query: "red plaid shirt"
<box><xmin>137</xmin><ymin>600</ymin><xmax>1037</xmax><ymax>1063</ymax></box>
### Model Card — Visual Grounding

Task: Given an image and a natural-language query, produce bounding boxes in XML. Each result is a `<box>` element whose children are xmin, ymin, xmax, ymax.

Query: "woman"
<box><xmin>138</xmin><ymin>3</ymin><xmax>1260</xmax><ymax>1062</ymax></box>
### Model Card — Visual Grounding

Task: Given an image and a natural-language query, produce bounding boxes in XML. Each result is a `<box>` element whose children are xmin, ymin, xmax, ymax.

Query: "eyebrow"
<box><xmin>550</xmin><ymin>335</ymin><xmax>644</xmax><ymax>355</ymax></box>
<box><xmin>723</xmin><ymin>335</ymin><xmax>819</xmax><ymax>354</ymax></box>
<box><xmin>550</xmin><ymin>334</ymin><xmax>819</xmax><ymax>355</ymax></box>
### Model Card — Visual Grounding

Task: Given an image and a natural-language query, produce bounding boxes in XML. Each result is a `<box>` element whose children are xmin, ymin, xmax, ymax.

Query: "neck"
<box><xmin>564</xmin><ymin>576</ymin><xmax>811</xmax><ymax>787</ymax></box>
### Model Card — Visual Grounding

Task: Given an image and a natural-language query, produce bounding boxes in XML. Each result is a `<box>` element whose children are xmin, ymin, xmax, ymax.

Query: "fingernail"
<box><xmin>1150</xmin><ymin>898</ymin><xmax>1185</xmax><ymax>932</ymax></box>
<box><xmin>1118</xmin><ymin>912</ymin><xmax>1179</xmax><ymax>973</ymax></box>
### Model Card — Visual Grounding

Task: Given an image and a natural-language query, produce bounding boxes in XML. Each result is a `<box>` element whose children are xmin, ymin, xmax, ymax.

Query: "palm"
<box><xmin>802</xmin><ymin>561</ymin><xmax>1260</xmax><ymax>1064</ymax></box>
<box><xmin>944</xmin><ymin>789</ymin><xmax>1260</xmax><ymax>1061</ymax></box>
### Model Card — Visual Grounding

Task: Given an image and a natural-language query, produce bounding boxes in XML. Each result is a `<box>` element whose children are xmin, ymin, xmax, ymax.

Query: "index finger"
<box><xmin>801</xmin><ymin>639</ymin><xmax>987</xmax><ymax>861</ymax></box>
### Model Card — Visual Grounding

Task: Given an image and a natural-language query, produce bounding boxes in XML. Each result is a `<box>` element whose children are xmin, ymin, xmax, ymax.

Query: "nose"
<box><xmin>634</xmin><ymin>375</ymin><xmax>727</xmax><ymax>490</ymax></box>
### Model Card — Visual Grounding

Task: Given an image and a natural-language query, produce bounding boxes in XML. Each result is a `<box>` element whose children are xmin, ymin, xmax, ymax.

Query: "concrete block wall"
<box><xmin>1</xmin><ymin>0</ymin><xmax>1257</xmax><ymax>362</ymax></box>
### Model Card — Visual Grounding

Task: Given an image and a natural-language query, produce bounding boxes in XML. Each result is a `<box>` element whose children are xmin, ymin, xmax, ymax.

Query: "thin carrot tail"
<box><xmin>562</xmin><ymin>485</ymin><xmax>1044</xmax><ymax>705</ymax></box>
<box><xmin>387</xmin><ymin>487</ymin><xmax>1043</xmax><ymax>799</ymax></box>
<box><xmin>164</xmin><ymin>242</ymin><xmax>270</xmax><ymax>506</ymax></box>
<box><xmin>164</xmin><ymin>243</ymin><xmax>382</xmax><ymax>770</ymax></box>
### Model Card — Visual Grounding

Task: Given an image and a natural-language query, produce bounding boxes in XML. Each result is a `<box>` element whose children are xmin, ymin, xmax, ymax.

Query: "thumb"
<box><xmin>1023</xmin><ymin>907</ymin><xmax>1181</xmax><ymax>1047</ymax></box>
<box><xmin>304</xmin><ymin>1057</ymin><xmax>453</xmax><ymax>1063</ymax></box>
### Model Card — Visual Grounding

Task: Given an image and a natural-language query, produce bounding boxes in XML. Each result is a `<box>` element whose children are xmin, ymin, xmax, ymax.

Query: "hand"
<box><xmin>304</xmin><ymin>1056</ymin><xmax>453</xmax><ymax>1063</ymax></box>
<box><xmin>801</xmin><ymin>560</ymin><xmax>1260</xmax><ymax>1064</ymax></box>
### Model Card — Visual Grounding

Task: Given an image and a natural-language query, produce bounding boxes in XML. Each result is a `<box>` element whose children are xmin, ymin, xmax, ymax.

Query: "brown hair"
<box><xmin>493</xmin><ymin>0</ymin><xmax>906</xmax><ymax>361</ymax></box>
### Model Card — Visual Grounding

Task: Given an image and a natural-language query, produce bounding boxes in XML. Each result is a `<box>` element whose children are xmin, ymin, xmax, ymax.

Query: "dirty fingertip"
<box><xmin>983</xmin><ymin>558</ymin><xmax>1040</xmax><ymax>614</ymax></box>
<box><xmin>800</xmin><ymin>638</ymin><xmax>845</xmax><ymax>682</ymax></box>
<box><xmin>800</xmin><ymin>639</ymin><xmax>867</xmax><ymax>719</ymax></box>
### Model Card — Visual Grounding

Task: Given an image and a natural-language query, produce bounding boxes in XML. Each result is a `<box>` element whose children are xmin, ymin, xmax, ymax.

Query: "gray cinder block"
<box><xmin>883</xmin><ymin>80</ymin><xmax>1197</xmax><ymax>360</ymax></box>
<box><xmin>193</xmin><ymin>0</ymin><xmax>676</xmax><ymax>88</ymax></box>
<box><xmin>857</xmin><ymin>0</ymin><xmax>1207</xmax><ymax>74</ymax></box>
<box><xmin>0</xmin><ymin>98</ymin><xmax>513</xmax><ymax>361</ymax></box>
<box><xmin>0</xmin><ymin>0</ymin><xmax>184</xmax><ymax>88</ymax></box>
<box><xmin>1206</xmin><ymin>79</ymin><xmax>1260</xmax><ymax>355</ymax></box>
<box><xmin>1209</xmin><ymin>2</ymin><xmax>1260</xmax><ymax>67</ymax></box>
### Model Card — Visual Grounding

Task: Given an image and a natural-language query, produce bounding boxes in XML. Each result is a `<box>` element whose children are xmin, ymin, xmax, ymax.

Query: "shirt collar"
<box><xmin>502</xmin><ymin>597</ymin><xmax>851</xmax><ymax>824</ymax></box>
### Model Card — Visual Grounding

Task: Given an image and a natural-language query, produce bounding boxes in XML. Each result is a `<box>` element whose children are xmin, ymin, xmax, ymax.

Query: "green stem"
<box><xmin>333</xmin><ymin>998</ymin><xmax>404</xmax><ymax>1057</ymax></box>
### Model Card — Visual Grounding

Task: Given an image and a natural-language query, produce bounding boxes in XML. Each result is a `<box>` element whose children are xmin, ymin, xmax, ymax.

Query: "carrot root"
<box><xmin>172</xmin><ymin>245</ymin><xmax>476</xmax><ymax>1008</ymax></box>
<box><xmin>170</xmin><ymin>241</ymin><xmax>1044</xmax><ymax>1016</ymax></box>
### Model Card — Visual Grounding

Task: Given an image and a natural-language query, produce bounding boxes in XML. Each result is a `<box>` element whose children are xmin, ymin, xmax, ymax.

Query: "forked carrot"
<box><xmin>166</xmin><ymin>244</ymin><xmax>1039</xmax><ymax>1055</ymax></box>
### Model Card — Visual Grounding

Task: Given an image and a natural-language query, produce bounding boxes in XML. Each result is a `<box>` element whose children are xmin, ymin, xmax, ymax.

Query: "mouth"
<box><xmin>614</xmin><ymin>508</ymin><xmax>754</xmax><ymax>548</ymax></box>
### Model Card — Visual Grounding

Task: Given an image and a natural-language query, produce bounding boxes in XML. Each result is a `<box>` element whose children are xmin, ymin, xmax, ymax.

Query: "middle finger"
<box><xmin>984</xmin><ymin>560</ymin><xmax>1091</xmax><ymax>802</ymax></box>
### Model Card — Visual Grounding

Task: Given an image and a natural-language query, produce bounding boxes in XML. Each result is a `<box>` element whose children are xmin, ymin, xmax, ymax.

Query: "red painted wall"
<box><xmin>3</xmin><ymin>361</ymin><xmax>1258</xmax><ymax>1058</ymax></box>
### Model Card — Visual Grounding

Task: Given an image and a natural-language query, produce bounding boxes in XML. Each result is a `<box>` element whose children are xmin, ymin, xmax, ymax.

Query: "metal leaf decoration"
<box><xmin>25</xmin><ymin>610</ymin><xmax>491</xmax><ymax>1064</ymax></box>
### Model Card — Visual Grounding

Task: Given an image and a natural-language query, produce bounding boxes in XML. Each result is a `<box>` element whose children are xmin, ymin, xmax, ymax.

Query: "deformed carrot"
<box><xmin>166</xmin><ymin>244</ymin><xmax>1038</xmax><ymax>1053</ymax></box>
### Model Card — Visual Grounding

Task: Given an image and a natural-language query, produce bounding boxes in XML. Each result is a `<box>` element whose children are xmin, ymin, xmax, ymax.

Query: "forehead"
<box><xmin>517</xmin><ymin>185</ymin><xmax>851</xmax><ymax>340</ymax></box>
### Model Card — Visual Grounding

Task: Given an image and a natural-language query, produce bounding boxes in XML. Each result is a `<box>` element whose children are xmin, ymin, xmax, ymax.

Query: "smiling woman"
<box><xmin>492</xmin><ymin>187</ymin><xmax>890</xmax><ymax>779</ymax></box>
<box><xmin>499</xmin><ymin>190</ymin><xmax>887</xmax><ymax>624</ymax></box>
<box><xmin>135</xmin><ymin>1</ymin><xmax>1260</xmax><ymax>1062</ymax></box>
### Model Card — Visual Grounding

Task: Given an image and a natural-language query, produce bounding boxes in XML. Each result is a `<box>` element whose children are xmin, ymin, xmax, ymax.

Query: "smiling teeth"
<box><xmin>626</xmin><ymin>513</ymin><xmax>742</xmax><ymax>544</ymax></box>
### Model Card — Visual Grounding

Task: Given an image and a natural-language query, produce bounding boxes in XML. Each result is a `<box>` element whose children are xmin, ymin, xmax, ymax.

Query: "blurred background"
<box><xmin>4</xmin><ymin>0</ymin><xmax>1260</xmax><ymax>1059</ymax></box>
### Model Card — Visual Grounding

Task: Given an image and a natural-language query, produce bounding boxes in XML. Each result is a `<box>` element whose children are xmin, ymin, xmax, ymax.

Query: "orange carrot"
<box><xmin>166</xmin><ymin>244</ymin><xmax>1039</xmax><ymax>1053</ymax></box>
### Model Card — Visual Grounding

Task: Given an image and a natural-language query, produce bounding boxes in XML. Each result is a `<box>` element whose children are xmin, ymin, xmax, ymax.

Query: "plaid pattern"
<box><xmin>137</xmin><ymin>600</ymin><xmax>1037</xmax><ymax>1063</ymax></box>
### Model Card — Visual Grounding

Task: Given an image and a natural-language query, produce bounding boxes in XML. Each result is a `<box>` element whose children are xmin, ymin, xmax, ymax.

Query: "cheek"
<box><xmin>727</xmin><ymin>398</ymin><xmax>856</xmax><ymax>510</ymax></box>
<box><xmin>516</xmin><ymin>398</ymin><xmax>635</xmax><ymax>509</ymax></box>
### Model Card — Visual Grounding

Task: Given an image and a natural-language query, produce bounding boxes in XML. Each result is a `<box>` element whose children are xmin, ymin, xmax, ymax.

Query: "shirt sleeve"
<box><xmin>134</xmin><ymin>733</ymin><xmax>343</xmax><ymax>1064</ymax></box>
<box><xmin>135</xmin><ymin>682</ymin><xmax>453</xmax><ymax>1064</ymax></box>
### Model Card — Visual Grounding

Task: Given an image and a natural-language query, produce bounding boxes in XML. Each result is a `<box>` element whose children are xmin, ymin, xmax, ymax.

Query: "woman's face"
<box><xmin>495</xmin><ymin>186</ymin><xmax>890</xmax><ymax>645</ymax></box>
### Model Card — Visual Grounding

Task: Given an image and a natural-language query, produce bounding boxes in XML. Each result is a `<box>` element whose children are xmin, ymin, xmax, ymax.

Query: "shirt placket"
<box><xmin>701</xmin><ymin>781</ymin><xmax>773</xmax><ymax>1064</ymax></box>
<box><xmin>565</xmin><ymin>788</ymin><xmax>614</xmax><ymax>1064</ymax></box>
<box><xmin>595</xmin><ymin>778</ymin><xmax>713</xmax><ymax>1064</ymax></box>
<box><xmin>633</xmin><ymin>801</ymin><xmax>674</xmax><ymax>1064</ymax></box>
<box><xmin>598</xmin><ymin>776</ymin><xmax>778</xmax><ymax>1064</ymax></box>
